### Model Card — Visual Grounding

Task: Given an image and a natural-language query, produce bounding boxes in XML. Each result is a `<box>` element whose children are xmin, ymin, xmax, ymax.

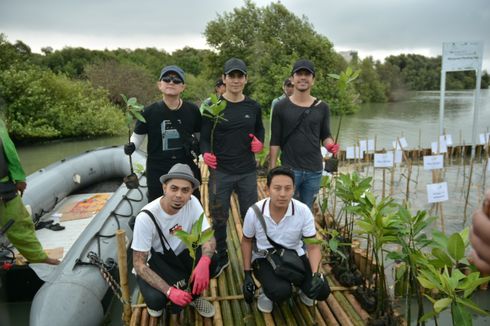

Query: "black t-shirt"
<box><xmin>134</xmin><ymin>100</ymin><xmax>201</xmax><ymax>163</ymax></box>
<box><xmin>270</xmin><ymin>97</ymin><xmax>331</xmax><ymax>171</ymax></box>
<box><xmin>200</xmin><ymin>96</ymin><xmax>265</xmax><ymax>174</ymax></box>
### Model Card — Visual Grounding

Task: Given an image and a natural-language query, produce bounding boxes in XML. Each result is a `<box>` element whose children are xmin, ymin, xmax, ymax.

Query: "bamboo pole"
<box><xmin>130</xmin><ymin>307</ymin><xmax>141</xmax><ymax>326</ymax></box>
<box><xmin>116</xmin><ymin>229</ymin><xmax>132</xmax><ymax>326</ymax></box>
<box><xmin>317</xmin><ymin>301</ymin><xmax>339</xmax><ymax>326</ymax></box>
<box><xmin>326</xmin><ymin>295</ymin><xmax>355</xmax><ymax>326</ymax></box>
<box><xmin>463</xmin><ymin>158</ymin><xmax>475</xmax><ymax>225</ymax></box>
<box><xmin>140</xmin><ymin>308</ymin><xmax>149</xmax><ymax>326</ymax></box>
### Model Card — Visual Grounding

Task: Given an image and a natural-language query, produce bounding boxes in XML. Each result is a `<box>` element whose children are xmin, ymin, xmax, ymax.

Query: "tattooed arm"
<box><xmin>133</xmin><ymin>250</ymin><xmax>171</xmax><ymax>294</ymax></box>
<box><xmin>201</xmin><ymin>236</ymin><xmax>216</xmax><ymax>258</ymax></box>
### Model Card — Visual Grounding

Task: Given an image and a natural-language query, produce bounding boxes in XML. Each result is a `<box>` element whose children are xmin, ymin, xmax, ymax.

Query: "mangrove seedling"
<box><xmin>174</xmin><ymin>212</ymin><xmax>215</xmax><ymax>290</ymax></box>
<box><xmin>121</xmin><ymin>94</ymin><xmax>145</xmax><ymax>189</ymax></box>
<box><xmin>201</xmin><ymin>93</ymin><xmax>227</xmax><ymax>154</ymax></box>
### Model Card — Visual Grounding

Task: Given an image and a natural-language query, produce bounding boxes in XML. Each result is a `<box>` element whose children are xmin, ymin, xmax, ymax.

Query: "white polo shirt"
<box><xmin>242</xmin><ymin>197</ymin><xmax>316</xmax><ymax>259</ymax></box>
<box><xmin>132</xmin><ymin>195</ymin><xmax>210</xmax><ymax>256</ymax></box>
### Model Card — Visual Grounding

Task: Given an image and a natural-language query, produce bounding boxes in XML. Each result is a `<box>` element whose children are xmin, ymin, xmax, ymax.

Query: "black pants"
<box><xmin>253</xmin><ymin>255</ymin><xmax>330</xmax><ymax>303</ymax></box>
<box><xmin>147</xmin><ymin>158</ymin><xmax>201</xmax><ymax>202</ymax></box>
<box><xmin>138</xmin><ymin>248</ymin><xmax>217</xmax><ymax>313</ymax></box>
<box><xmin>208</xmin><ymin>169</ymin><xmax>257</xmax><ymax>254</ymax></box>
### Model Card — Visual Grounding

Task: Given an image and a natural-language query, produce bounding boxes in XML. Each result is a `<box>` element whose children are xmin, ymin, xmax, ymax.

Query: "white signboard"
<box><xmin>346</xmin><ymin>146</ymin><xmax>363</xmax><ymax>159</ymax></box>
<box><xmin>440</xmin><ymin>134</ymin><xmax>453</xmax><ymax>146</ymax></box>
<box><xmin>423</xmin><ymin>155</ymin><xmax>444</xmax><ymax>170</ymax></box>
<box><xmin>431</xmin><ymin>140</ymin><xmax>448</xmax><ymax>154</ymax></box>
<box><xmin>442</xmin><ymin>42</ymin><xmax>483</xmax><ymax>72</ymax></box>
<box><xmin>427</xmin><ymin>182</ymin><xmax>449</xmax><ymax>203</ymax></box>
<box><xmin>374</xmin><ymin>153</ymin><xmax>394</xmax><ymax>168</ymax></box>
<box><xmin>479</xmin><ymin>133</ymin><xmax>490</xmax><ymax>145</ymax></box>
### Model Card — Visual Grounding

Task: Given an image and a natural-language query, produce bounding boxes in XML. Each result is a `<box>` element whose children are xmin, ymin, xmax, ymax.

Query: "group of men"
<box><xmin>127</xmin><ymin>57</ymin><xmax>337</xmax><ymax>317</ymax></box>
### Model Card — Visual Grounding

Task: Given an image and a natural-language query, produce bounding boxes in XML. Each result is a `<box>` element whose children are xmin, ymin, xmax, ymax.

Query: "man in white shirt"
<box><xmin>241</xmin><ymin>166</ymin><xmax>330</xmax><ymax>313</ymax></box>
<box><xmin>132</xmin><ymin>163</ymin><xmax>215</xmax><ymax>318</ymax></box>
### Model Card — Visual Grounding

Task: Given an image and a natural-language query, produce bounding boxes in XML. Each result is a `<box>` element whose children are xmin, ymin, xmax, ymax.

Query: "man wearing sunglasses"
<box><xmin>200</xmin><ymin>58</ymin><xmax>265</xmax><ymax>278</ymax></box>
<box><xmin>124</xmin><ymin>65</ymin><xmax>202</xmax><ymax>202</ymax></box>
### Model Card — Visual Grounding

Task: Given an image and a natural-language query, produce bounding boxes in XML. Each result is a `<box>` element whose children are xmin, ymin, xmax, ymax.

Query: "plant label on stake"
<box><xmin>392</xmin><ymin>137</ymin><xmax>408</xmax><ymax>150</ymax></box>
<box><xmin>479</xmin><ymin>133</ymin><xmax>490</xmax><ymax>145</ymax></box>
<box><xmin>346</xmin><ymin>146</ymin><xmax>363</xmax><ymax>159</ymax></box>
<box><xmin>423</xmin><ymin>155</ymin><xmax>444</xmax><ymax>170</ymax></box>
<box><xmin>387</xmin><ymin>150</ymin><xmax>403</xmax><ymax>164</ymax></box>
<box><xmin>431</xmin><ymin>140</ymin><xmax>448</xmax><ymax>154</ymax></box>
<box><xmin>440</xmin><ymin>134</ymin><xmax>453</xmax><ymax>146</ymax></box>
<box><xmin>427</xmin><ymin>182</ymin><xmax>449</xmax><ymax>203</ymax></box>
<box><xmin>374</xmin><ymin>153</ymin><xmax>394</xmax><ymax>168</ymax></box>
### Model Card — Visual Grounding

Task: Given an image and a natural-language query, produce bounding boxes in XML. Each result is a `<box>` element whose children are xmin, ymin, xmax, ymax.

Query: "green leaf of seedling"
<box><xmin>432</xmin><ymin>230</ymin><xmax>448</xmax><ymax>249</ymax></box>
<box><xmin>120</xmin><ymin>93</ymin><xmax>128</xmax><ymax>103</ymax></box>
<box><xmin>451</xmin><ymin>303</ymin><xmax>472</xmax><ymax>326</ymax></box>
<box><xmin>459</xmin><ymin>227</ymin><xmax>470</xmax><ymax>247</ymax></box>
<box><xmin>131</xmin><ymin>110</ymin><xmax>146</xmax><ymax>123</ymax></box>
<box><xmin>192</xmin><ymin>213</ymin><xmax>205</xmax><ymax>238</ymax></box>
<box><xmin>417</xmin><ymin>276</ymin><xmax>437</xmax><ymax>290</ymax></box>
<box><xmin>456</xmin><ymin>297</ymin><xmax>490</xmax><ymax>316</ymax></box>
<box><xmin>328</xmin><ymin>73</ymin><xmax>340</xmax><ymax>79</ymax></box>
<box><xmin>128</xmin><ymin>97</ymin><xmax>137</xmax><ymax>106</ymax></box>
<box><xmin>419</xmin><ymin>310</ymin><xmax>438</xmax><ymax>322</ymax></box>
<box><xmin>432</xmin><ymin>247</ymin><xmax>453</xmax><ymax>267</ymax></box>
<box><xmin>174</xmin><ymin>230</ymin><xmax>193</xmax><ymax>251</ymax></box>
<box><xmin>448</xmin><ymin>233</ymin><xmax>465</xmax><ymax>262</ymax></box>
<box><xmin>303</xmin><ymin>238</ymin><xmax>323</xmax><ymax>245</ymax></box>
<box><xmin>197</xmin><ymin>228</ymin><xmax>214</xmax><ymax>245</ymax></box>
<box><xmin>434</xmin><ymin>297</ymin><xmax>452</xmax><ymax>313</ymax></box>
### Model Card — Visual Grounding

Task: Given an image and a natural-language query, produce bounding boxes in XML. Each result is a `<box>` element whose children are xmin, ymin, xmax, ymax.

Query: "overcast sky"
<box><xmin>1</xmin><ymin>0</ymin><xmax>489</xmax><ymax>70</ymax></box>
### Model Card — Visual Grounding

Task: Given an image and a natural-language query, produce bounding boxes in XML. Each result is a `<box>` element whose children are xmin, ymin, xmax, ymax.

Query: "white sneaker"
<box><xmin>147</xmin><ymin>307</ymin><xmax>163</xmax><ymax>317</ymax></box>
<box><xmin>190</xmin><ymin>297</ymin><xmax>215</xmax><ymax>318</ymax></box>
<box><xmin>257</xmin><ymin>293</ymin><xmax>273</xmax><ymax>313</ymax></box>
<box><xmin>298</xmin><ymin>290</ymin><xmax>314</xmax><ymax>307</ymax></box>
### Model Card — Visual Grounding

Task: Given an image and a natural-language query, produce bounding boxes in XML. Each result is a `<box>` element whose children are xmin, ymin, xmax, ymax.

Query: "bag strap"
<box><xmin>251</xmin><ymin>201</ymin><xmax>285</xmax><ymax>250</ymax></box>
<box><xmin>142</xmin><ymin>209</ymin><xmax>173</xmax><ymax>254</ymax></box>
<box><xmin>281</xmin><ymin>99</ymin><xmax>320</xmax><ymax>148</ymax></box>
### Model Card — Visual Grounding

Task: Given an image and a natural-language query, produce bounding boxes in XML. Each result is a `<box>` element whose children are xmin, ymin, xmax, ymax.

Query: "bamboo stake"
<box><xmin>294</xmin><ymin>296</ymin><xmax>316</xmax><ymax>326</ymax></box>
<box><xmin>317</xmin><ymin>301</ymin><xmax>339</xmax><ymax>326</ymax></box>
<box><xmin>326</xmin><ymin>295</ymin><xmax>355</xmax><ymax>326</ymax></box>
<box><xmin>140</xmin><ymin>308</ymin><xmax>149</xmax><ymax>326</ymax></box>
<box><xmin>116</xmin><ymin>229</ymin><xmax>132</xmax><ymax>326</ymax></box>
<box><xmin>463</xmin><ymin>158</ymin><xmax>475</xmax><ymax>225</ymax></box>
<box><xmin>130</xmin><ymin>307</ymin><xmax>141</xmax><ymax>326</ymax></box>
<box><xmin>382</xmin><ymin>169</ymin><xmax>386</xmax><ymax>199</ymax></box>
<box><xmin>314</xmin><ymin>308</ymin><xmax>328</xmax><ymax>326</ymax></box>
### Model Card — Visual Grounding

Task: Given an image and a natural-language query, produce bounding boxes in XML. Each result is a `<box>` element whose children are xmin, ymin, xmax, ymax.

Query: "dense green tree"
<box><xmin>111</xmin><ymin>47</ymin><xmax>170</xmax><ymax>78</ymax></box>
<box><xmin>0</xmin><ymin>64</ymin><xmax>124</xmax><ymax>140</ymax></box>
<box><xmin>85</xmin><ymin>60</ymin><xmax>160</xmax><ymax>107</ymax></box>
<box><xmin>353</xmin><ymin>57</ymin><xmax>387</xmax><ymax>103</ymax></box>
<box><xmin>171</xmin><ymin>47</ymin><xmax>213</xmax><ymax>77</ymax></box>
<box><xmin>204</xmin><ymin>1</ymin><xmax>349</xmax><ymax>115</ymax></box>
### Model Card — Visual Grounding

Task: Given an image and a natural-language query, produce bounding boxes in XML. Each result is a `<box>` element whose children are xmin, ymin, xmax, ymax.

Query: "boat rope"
<box><xmin>87</xmin><ymin>251</ymin><xmax>130</xmax><ymax>305</ymax></box>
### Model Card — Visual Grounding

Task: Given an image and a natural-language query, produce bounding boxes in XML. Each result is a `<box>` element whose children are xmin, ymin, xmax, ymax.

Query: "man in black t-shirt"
<box><xmin>200</xmin><ymin>58</ymin><xmax>265</xmax><ymax>277</ymax></box>
<box><xmin>124</xmin><ymin>65</ymin><xmax>202</xmax><ymax>201</ymax></box>
<box><xmin>270</xmin><ymin>59</ymin><xmax>339</xmax><ymax>209</ymax></box>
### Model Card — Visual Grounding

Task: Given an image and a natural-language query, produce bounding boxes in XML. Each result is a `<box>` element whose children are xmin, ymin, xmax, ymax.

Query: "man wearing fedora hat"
<box><xmin>132</xmin><ymin>163</ymin><xmax>215</xmax><ymax>318</ymax></box>
<box><xmin>124</xmin><ymin>65</ymin><xmax>202</xmax><ymax>202</ymax></box>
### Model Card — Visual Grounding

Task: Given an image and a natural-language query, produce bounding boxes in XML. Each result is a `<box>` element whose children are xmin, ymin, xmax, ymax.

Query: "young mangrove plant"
<box><xmin>173</xmin><ymin>212</ymin><xmax>215</xmax><ymax>290</ymax></box>
<box><xmin>121</xmin><ymin>94</ymin><xmax>145</xmax><ymax>189</ymax></box>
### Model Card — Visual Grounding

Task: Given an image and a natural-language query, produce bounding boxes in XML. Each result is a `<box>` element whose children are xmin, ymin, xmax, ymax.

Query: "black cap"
<box><xmin>224</xmin><ymin>58</ymin><xmax>247</xmax><ymax>75</ymax></box>
<box><xmin>283</xmin><ymin>78</ymin><xmax>293</xmax><ymax>86</ymax></box>
<box><xmin>215</xmin><ymin>78</ymin><xmax>224</xmax><ymax>87</ymax></box>
<box><xmin>159</xmin><ymin>65</ymin><xmax>185</xmax><ymax>83</ymax></box>
<box><xmin>291</xmin><ymin>59</ymin><xmax>315</xmax><ymax>76</ymax></box>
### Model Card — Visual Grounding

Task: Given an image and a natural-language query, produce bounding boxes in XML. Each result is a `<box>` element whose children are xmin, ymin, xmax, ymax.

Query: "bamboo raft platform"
<box><xmin>129</xmin><ymin>165</ymin><xmax>377</xmax><ymax>326</ymax></box>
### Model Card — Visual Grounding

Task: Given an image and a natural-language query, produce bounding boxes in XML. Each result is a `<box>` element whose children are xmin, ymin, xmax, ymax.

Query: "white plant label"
<box><xmin>367</xmin><ymin>139</ymin><xmax>375</xmax><ymax>151</ymax></box>
<box><xmin>374</xmin><ymin>153</ymin><xmax>394</xmax><ymax>168</ymax></box>
<box><xmin>423</xmin><ymin>155</ymin><xmax>444</xmax><ymax>170</ymax></box>
<box><xmin>440</xmin><ymin>134</ymin><xmax>453</xmax><ymax>146</ymax></box>
<box><xmin>359</xmin><ymin>140</ymin><xmax>367</xmax><ymax>154</ymax></box>
<box><xmin>346</xmin><ymin>146</ymin><xmax>363</xmax><ymax>159</ymax></box>
<box><xmin>479</xmin><ymin>133</ymin><xmax>490</xmax><ymax>145</ymax></box>
<box><xmin>387</xmin><ymin>150</ymin><xmax>403</xmax><ymax>164</ymax></box>
<box><xmin>427</xmin><ymin>182</ymin><xmax>449</xmax><ymax>203</ymax></box>
<box><xmin>431</xmin><ymin>140</ymin><xmax>448</xmax><ymax>154</ymax></box>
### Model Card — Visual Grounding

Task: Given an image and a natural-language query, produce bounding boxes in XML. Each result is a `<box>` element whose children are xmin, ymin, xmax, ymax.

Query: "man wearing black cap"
<box><xmin>269</xmin><ymin>59</ymin><xmax>339</xmax><ymax>209</ymax></box>
<box><xmin>270</xmin><ymin>78</ymin><xmax>294</xmax><ymax>119</ymax></box>
<box><xmin>132</xmin><ymin>163</ymin><xmax>216</xmax><ymax>318</ymax></box>
<box><xmin>200</xmin><ymin>58</ymin><xmax>265</xmax><ymax>277</ymax></box>
<box><xmin>124</xmin><ymin>65</ymin><xmax>202</xmax><ymax>202</ymax></box>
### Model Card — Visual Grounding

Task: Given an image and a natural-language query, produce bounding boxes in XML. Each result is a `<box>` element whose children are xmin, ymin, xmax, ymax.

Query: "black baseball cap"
<box><xmin>159</xmin><ymin>65</ymin><xmax>185</xmax><ymax>83</ymax></box>
<box><xmin>215</xmin><ymin>78</ymin><xmax>224</xmax><ymax>87</ymax></box>
<box><xmin>224</xmin><ymin>58</ymin><xmax>247</xmax><ymax>75</ymax></box>
<box><xmin>291</xmin><ymin>59</ymin><xmax>315</xmax><ymax>76</ymax></box>
<box><xmin>283</xmin><ymin>78</ymin><xmax>293</xmax><ymax>86</ymax></box>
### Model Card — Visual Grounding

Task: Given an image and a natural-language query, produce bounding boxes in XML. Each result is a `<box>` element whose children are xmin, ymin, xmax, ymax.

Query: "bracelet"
<box><xmin>166</xmin><ymin>287</ymin><xmax>172</xmax><ymax>297</ymax></box>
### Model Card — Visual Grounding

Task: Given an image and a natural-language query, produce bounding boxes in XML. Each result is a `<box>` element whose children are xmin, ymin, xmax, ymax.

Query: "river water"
<box><xmin>8</xmin><ymin>89</ymin><xmax>490</xmax><ymax>325</ymax></box>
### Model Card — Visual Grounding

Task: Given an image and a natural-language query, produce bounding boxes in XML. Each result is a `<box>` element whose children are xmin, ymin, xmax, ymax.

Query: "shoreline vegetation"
<box><xmin>1</xmin><ymin>1</ymin><xmax>489</xmax><ymax>142</ymax></box>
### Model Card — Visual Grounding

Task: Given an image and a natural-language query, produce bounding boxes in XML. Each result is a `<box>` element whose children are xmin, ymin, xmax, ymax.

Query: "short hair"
<box><xmin>266</xmin><ymin>166</ymin><xmax>295</xmax><ymax>187</ymax></box>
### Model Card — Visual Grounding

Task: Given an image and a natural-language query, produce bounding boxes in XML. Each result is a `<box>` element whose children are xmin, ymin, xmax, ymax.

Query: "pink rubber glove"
<box><xmin>167</xmin><ymin>286</ymin><xmax>193</xmax><ymax>307</ymax></box>
<box><xmin>326</xmin><ymin>143</ymin><xmax>340</xmax><ymax>155</ymax></box>
<box><xmin>203</xmin><ymin>152</ymin><xmax>217</xmax><ymax>169</ymax></box>
<box><xmin>190</xmin><ymin>256</ymin><xmax>211</xmax><ymax>295</ymax></box>
<box><xmin>249</xmin><ymin>134</ymin><xmax>263</xmax><ymax>153</ymax></box>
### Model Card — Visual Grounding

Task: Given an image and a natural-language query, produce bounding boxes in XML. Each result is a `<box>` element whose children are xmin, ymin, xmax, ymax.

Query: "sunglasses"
<box><xmin>161</xmin><ymin>76</ymin><xmax>183</xmax><ymax>84</ymax></box>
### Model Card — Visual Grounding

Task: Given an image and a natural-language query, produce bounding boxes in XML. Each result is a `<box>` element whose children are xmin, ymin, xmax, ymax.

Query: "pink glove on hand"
<box><xmin>203</xmin><ymin>152</ymin><xmax>217</xmax><ymax>169</ymax></box>
<box><xmin>167</xmin><ymin>286</ymin><xmax>193</xmax><ymax>307</ymax></box>
<box><xmin>326</xmin><ymin>143</ymin><xmax>340</xmax><ymax>155</ymax></box>
<box><xmin>190</xmin><ymin>256</ymin><xmax>211</xmax><ymax>295</ymax></box>
<box><xmin>249</xmin><ymin>134</ymin><xmax>263</xmax><ymax>153</ymax></box>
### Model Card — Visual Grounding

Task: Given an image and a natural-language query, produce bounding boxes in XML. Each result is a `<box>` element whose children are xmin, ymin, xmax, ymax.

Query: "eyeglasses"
<box><xmin>161</xmin><ymin>76</ymin><xmax>183</xmax><ymax>84</ymax></box>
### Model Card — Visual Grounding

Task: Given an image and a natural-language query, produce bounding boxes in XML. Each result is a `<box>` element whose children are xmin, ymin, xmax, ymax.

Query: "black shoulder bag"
<box><xmin>0</xmin><ymin>140</ymin><xmax>18</xmax><ymax>203</ymax></box>
<box><xmin>166</xmin><ymin>112</ymin><xmax>200</xmax><ymax>162</ymax></box>
<box><xmin>280</xmin><ymin>99</ymin><xmax>320</xmax><ymax>148</ymax></box>
<box><xmin>251</xmin><ymin>202</ymin><xmax>306</xmax><ymax>285</ymax></box>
